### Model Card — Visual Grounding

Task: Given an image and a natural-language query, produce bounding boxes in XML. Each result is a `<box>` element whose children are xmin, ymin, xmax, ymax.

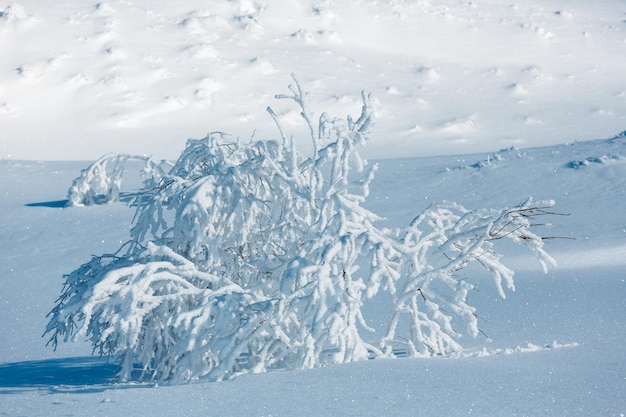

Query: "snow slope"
<box><xmin>1</xmin><ymin>133</ymin><xmax>625</xmax><ymax>416</ymax></box>
<box><xmin>1</xmin><ymin>0</ymin><xmax>625</xmax><ymax>160</ymax></box>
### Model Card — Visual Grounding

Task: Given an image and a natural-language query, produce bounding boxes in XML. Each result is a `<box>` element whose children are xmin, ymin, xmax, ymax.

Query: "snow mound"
<box><xmin>566</xmin><ymin>154</ymin><xmax>626</xmax><ymax>169</ymax></box>
<box><xmin>609</xmin><ymin>130</ymin><xmax>626</xmax><ymax>143</ymax></box>
<box><xmin>566</xmin><ymin>132</ymin><xmax>626</xmax><ymax>168</ymax></box>
<box><xmin>466</xmin><ymin>341</ymin><xmax>579</xmax><ymax>358</ymax></box>
<box><xmin>448</xmin><ymin>146</ymin><xmax>531</xmax><ymax>170</ymax></box>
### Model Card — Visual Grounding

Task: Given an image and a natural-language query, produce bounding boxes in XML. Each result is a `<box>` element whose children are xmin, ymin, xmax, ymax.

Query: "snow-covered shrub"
<box><xmin>45</xmin><ymin>76</ymin><xmax>557</xmax><ymax>382</ymax></box>
<box><xmin>66</xmin><ymin>154</ymin><xmax>168</xmax><ymax>206</ymax></box>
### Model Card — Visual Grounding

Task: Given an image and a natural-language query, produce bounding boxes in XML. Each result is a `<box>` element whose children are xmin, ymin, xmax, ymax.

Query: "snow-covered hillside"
<box><xmin>1</xmin><ymin>0</ymin><xmax>625</xmax><ymax>160</ymax></box>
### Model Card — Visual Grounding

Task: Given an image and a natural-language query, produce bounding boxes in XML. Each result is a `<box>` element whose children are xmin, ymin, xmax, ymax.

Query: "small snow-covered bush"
<box><xmin>46</xmin><ymin>76</ymin><xmax>557</xmax><ymax>382</ymax></box>
<box><xmin>66</xmin><ymin>154</ymin><xmax>169</xmax><ymax>206</ymax></box>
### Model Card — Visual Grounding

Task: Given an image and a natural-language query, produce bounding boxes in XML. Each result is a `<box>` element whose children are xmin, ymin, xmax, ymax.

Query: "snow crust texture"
<box><xmin>1</xmin><ymin>0</ymin><xmax>625</xmax><ymax>160</ymax></box>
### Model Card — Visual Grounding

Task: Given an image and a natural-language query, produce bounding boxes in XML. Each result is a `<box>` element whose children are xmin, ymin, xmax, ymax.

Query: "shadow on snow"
<box><xmin>0</xmin><ymin>357</ymin><xmax>124</xmax><ymax>393</ymax></box>
<box><xmin>24</xmin><ymin>200</ymin><xmax>68</xmax><ymax>208</ymax></box>
<box><xmin>24</xmin><ymin>192</ymin><xmax>140</xmax><ymax>208</ymax></box>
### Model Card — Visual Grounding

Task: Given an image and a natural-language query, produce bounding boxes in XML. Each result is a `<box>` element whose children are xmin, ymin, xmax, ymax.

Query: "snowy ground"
<box><xmin>1</xmin><ymin>0</ymin><xmax>626</xmax><ymax>416</ymax></box>
<box><xmin>1</xmin><ymin>135</ymin><xmax>625</xmax><ymax>416</ymax></box>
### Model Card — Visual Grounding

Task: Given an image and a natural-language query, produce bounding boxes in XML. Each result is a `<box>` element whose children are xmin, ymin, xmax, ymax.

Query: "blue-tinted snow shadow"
<box><xmin>25</xmin><ymin>192</ymin><xmax>142</xmax><ymax>208</ymax></box>
<box><xmin>0</xmin><ymin>357</ymin><xmax>125</xmax><ymax>393</ymax></box>
<box><xmin>24</xmin><ymin>199</ymin><xmax>68</xmax><ymax>208</ymax></box>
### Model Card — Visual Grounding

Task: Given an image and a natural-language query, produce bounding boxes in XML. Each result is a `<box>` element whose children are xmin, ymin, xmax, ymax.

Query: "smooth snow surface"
<box><xmin>1</xmin><ymin>0</ymin><xmax>626</xmax><ymax>415</ymax></box>
<box><xmin>1</xmin><ymin>0</ymin><xmax>625</xmax><ymax>160</ymax></box>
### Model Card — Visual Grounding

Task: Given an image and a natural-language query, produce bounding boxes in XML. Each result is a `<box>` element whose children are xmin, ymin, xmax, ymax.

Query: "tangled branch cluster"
<box><xmin>45</xmin><ymin>77</ymin><xmax>556</xmax><ymax>383</ymax></box>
